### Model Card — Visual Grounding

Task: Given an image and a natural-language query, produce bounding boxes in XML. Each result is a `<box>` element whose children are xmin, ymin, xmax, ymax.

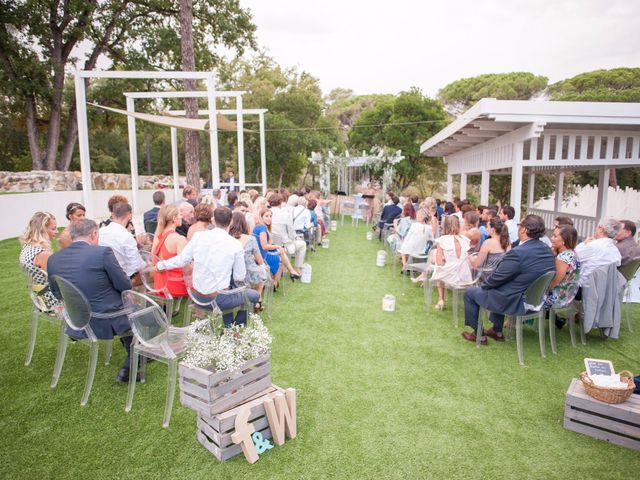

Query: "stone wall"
<box><xmin>0</xmin><ymin>170</ymin><xmax>188</xmax><ymax>193</ymax></box>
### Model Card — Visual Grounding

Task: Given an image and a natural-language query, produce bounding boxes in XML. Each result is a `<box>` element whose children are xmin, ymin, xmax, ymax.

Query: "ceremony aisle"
<box><xmin>0</xmin><ymin>224</ymin><xmax>639</xmax><ymax>479</ymax></box>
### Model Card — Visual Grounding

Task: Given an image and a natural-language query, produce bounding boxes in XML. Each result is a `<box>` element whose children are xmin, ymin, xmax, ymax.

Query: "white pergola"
<box><xmin>123</xmin><ymin>90</ymin><xmax>268</xmax><ymax>203</ymax></box>
<box><xmin>420</xmin><ymin>99</ymin><xmax>640</xmax><ymax>237</ymax></box>
<box><xmin>74</xmin><ymin>70</ymin><xmax>268</xmax><ymax>216</ymax></box>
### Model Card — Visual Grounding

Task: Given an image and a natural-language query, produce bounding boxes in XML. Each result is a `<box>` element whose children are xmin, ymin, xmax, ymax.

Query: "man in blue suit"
<box><xmin>48</xmin><ymin>219</ymin><xmax>135</xmax><ymax>382</ymax></box>
<box><xmin>462</xmin><ymin>214</ymin><xmax>555</xmax><ymax>345</ymax></box>
<box><xmin>377</xmin><ymin>195</ymin><xmax>402</xmax><ymax>240</ymax></box>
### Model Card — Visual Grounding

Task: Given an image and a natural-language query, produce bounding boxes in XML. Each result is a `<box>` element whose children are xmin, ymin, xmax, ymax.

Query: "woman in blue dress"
<box><xmin>253</xmin><ymin>209</ymin><xmax>300</xmax><ymax>287</ymax></box>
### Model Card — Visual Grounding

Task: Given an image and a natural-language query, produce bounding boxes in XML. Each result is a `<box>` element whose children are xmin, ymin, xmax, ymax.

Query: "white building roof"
<box><xmin>421</xmin><ymin>99</ymin><xmax>640</xmax><ymax>157</ymax></box>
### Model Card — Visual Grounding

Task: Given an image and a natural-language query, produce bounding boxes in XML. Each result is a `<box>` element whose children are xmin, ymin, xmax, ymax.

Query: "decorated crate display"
<box><xmin>179</xmin><ymin>355</ymin><xmax>272</xmax><ymax>417</ymax></box>
<box><xmin>196</xmin><ymin>385</ymin><xmax>280</xmax><ymax>461</ymax></box>
<box><xmin>564</xmin><ymin>378</ymin><xmax>640</xmax><ymax>451</ymax></box>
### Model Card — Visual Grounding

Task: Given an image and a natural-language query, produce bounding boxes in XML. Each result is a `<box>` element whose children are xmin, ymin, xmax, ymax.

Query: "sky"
<box><xmin>239</xmin><ymin>0</ymin><xmax>640</xmax><ymax>98</ymax></box>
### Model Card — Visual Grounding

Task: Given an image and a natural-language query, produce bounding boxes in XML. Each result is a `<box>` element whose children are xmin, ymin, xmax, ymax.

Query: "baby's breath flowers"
<box><xmin>182</xmin><ymin>312</ymin><xmax>272</xmax><ymax>373</ymax></box>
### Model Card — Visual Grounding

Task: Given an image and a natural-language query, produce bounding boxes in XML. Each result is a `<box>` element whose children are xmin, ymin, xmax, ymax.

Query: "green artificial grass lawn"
<box><xmin>1</xmin><ymin>223</ymin><xmax>639</xmax><ymax>479</ymax></box>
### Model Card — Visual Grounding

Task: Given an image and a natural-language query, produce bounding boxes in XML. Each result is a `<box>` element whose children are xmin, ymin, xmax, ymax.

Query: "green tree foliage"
<box><xmin>349</xmin><ymin>88</ymin><xmax>448</xmax><ymax>190</ymax></box>
<box><xmin>437</xmin><ymin>72</ymin><xmax>548</xmax><ymax>114</ymax></box>
<box><xmin>549</xmin><ymin>67</ymin><xmax>640</xmax><ymax>190</ymax></box>
<box><xmin>548</xmin><ymin>67</ymin><xmax>640</xmax><ymax>102</ymax></box>
<box><xmin>0</xmin><ymin>0</ymin><xmax>256</xmax><ymax>171</ymax></box>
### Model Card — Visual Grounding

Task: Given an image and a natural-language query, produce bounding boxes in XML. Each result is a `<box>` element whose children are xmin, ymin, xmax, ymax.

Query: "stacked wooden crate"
<box><xmin>564</xmin><ymin>379</ymin><xmax>640</xmax><ymax>451</ymax></box>
<box><xmin>178</xmin><ymin>355</ymin><xmax>276</xmax><ymax>461</ymax></box>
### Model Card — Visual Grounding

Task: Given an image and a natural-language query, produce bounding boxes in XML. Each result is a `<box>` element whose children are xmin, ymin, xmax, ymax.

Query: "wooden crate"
<box><xmin>196</xmin><ymin>385</ymin><xmax>283</xmax><ymax>461</ymax></box>
<box><xmin>179</xmin><ymin>355</ymin><xmax>271</xmax><ymax>417</ymax></box>
<box><xmin>564</xmin><ymin>378</ymin><xmax>640</xmax><ymax>451</ymax></box>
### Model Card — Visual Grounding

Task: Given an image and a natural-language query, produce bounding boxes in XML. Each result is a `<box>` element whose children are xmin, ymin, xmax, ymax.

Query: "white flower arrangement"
<box><xmin>182</xmin><ymin>312</ymin><xmax>273</xmax><ymax>374</ymax></box>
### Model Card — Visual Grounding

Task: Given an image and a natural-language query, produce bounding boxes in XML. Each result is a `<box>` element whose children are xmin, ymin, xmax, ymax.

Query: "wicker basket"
<box><xmin>579</xmin><ymin>370</ymin><xmax>635</xmax><ymax>404</ymax></box>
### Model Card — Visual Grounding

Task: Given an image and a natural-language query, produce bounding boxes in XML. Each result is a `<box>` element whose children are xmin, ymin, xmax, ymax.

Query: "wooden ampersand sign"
<box><xmin>230</xmin><ymin>407</ymin><xmax>259</xmax><ymax>464</ymax></box>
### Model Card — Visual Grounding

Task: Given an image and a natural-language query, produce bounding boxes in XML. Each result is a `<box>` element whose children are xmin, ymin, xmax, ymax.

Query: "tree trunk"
<box><xmin>278</xmin><ymin>165</ymin><xmax>284</xmax><ymax>189</ymax></box>
<box><xmin>43</xmin><ymin>64</ymin><xmax>66</xmax><ymax>170</ymax></box>
<box><xmin>180</xmin><ymin>0</ymin><xmax>201</xmax><ymax>191</ymax></box>
<box><xmin>609</xmin><ymin>168</ymin><xmax>618</xmax><ymax>189</ymax></box>
<box><xmin>24</xmin><ymin>97</ymin><xmax>44</xmax><ymax>170</ymax></box>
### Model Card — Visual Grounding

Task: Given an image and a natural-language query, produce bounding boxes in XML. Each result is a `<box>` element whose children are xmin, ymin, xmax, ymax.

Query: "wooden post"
<box><xmin>480</xmin><ymin>170</ymin><xmax>490</xmax><ymax>205</ymax></box>
<box><xmin>510</xmin><ymin>143</ymin><xmax>524</xmax><ymax>223</ymax></box>
<box><xmin>527</xmin><ymin>172</ymin><xmax>536</xmax><ymax>213</ymax></box>
<box><xmin>230</xmin><ymin>406</ymin><xmax>259</xmax><ymax>464</ymax></box>
<box><xmin>446</xmin><ymin>174</ymin><xmax>453</xmax><ymax>201</ymax></box>
<box><xmin>460</xmin><ymin>173</ymin><xmax>467</xmax><ymax>200</ymax></box>
<box><xmin>554</xmin><ymin>171</ymin><xmax>564</xmax><ymax>217</ymax></box>
<box><xmin>596</xmin><ymin>168</ymin><xmax>610</xmax><ymax>220</ymax></box>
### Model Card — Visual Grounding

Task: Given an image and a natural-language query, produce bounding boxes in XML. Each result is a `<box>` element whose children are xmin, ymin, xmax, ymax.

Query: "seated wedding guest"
<box><xmin>386</xmin><ymin>202</ymin><xmax>415</xmax><ymax>252</ymax></box>
<box><xmin>144</xmin><ymin>191</ymin><xmax>165</xmax><ymax>224</ymax></box>
<box><xmin>47</xmin><ymin>219</ymin><xmax>135</xmax><ymax>382</ymax></box>
<box><xmin>230</xmin><ymin>212</ymin><xmax>267</xmax><ymax>303</ymax></box>
<box><xmin>462</xmin><ymin>214</ymin><xmax>555</xmax><ymax>345</ymax></box>
<box><xmin>306</xmin><ymin>198</ymin><xmax>320</xmax><ymax>244</ymax></box>
<box><xmin>435</xmin><ymin>198</ymin><xmax>444</xmax><ymax>220</ymax></box>
<box><xmin>270</xmin><ymin>194</ymin><xmax>307</xmax><ymax>271</ymax></box>
<box><xmin>479</xmin><ymin>207</ymin><xmax>498</xmax><ymax>244</ymax></box>
<box><xmin>151</xmin><ymin>204</ymin><xmax>187</xmax><ymax>299</ymax></box>
<box><xmin>543</xmin><ymin>225</ymin><xmax>580</xmax><ymax>312</ymax></box>
<box><xmin>187</xmin><ymin>203</ymin><xmax>213</xmax><ymax>240</ymax></box>
<box><xmin>554</xmin><ymin>216</ymin><xmax>574</xmax><ymax>228</ymax></box>
<box><xmin>234</xmin><ymin>201</ymin><xmax>255</xmax><ymax>232</ymax></box>
<box><xmin>58</xmin><ymin>202</ymin><xmax>87</xmax><ymax>249</ymax></box>
<box><xmin>399</xmin><ymin>207</ymin><xmax>434</xmax><ymax>269</ymax></box>
<box><xmin>421</xmin><ymin>197</ymin><xmax>440</xmax><ymax>238</ymax></box>
<box><xmin>100</xmin><ymin>195</ymin><xmax>135</xmax><ymax>233</ymax></box>
<box><xmin>377</xmin><ymin>195</ymin><xmax>402</xmax><ymax>240</ymax></box>
<box><xmin>99</xmin><ymin>202</ymin><xmax>145</xmax><ymax>282</ymax></box>
<box><xmin>211</xmin><ymin>188</ymin><xmax>223</xmax><ymax>207</ymax></box>
<box><xmin>477</xmin><ymin>206</ymin><xmax>487</xmax><ymax>227</ymax></box>
<box><xmin>575</xmin><ymin>218</ymin><xmax>621</xmax><ymax>286</ymax></box>
<box><xmin>177</xmin><ymin>185</ymin><xmax>198</xmax><ymax>207</ymax></box>
<box><xmin>442</xmin><ymin>201</ymin><xmax>456</xmax><ymax>217</ymax></box>
<box><xmin>156</xmin><ymin>207</ymin><xmax>260</xmax><ymax>327</ymax></box>
<box><xmin>469</xmin><ymin>216</ymin><xmax>510</xmax><ymax>283</ymax></box>
<box><xmin>615</xmin><ymin>220</ymin><xmax>640</xmax><ymax>266</ymax></box>
<box><xmin>199</xmin><ymin>194</ymin><xmax>216</xmax><ymax>207</ymax></box>
<box><xmin>19</xmin><ymin>211</ymin><xmax>61</xmax><ymax>311</ymax></box>
<box><xmin>499</xmin><ymin>205</ymin><xmax>518</xmax><ymax>244</ymax></box>
<box><xmin>175</xmin><ymin>202</ymin><xmax>195</xmax><ymax>237</ymax></box>
<box><xmin>227</xmin><ymin>191</ymin><xmax>238</xmax><ymax>210</ymax></box>
<box><xmin>462</xmin><ymin>211</ymin><xmax>482</xmax><ymax>253</ymax></box>
<box><xmin>430</xmin><ymin>215</ymin><xmax>472</xmax><ymax>310</ymax></box>
<box><xmin>253</xmin><ymin>208</ymin><xmax>301</xmax><ymax>286</ymax></box>
<box><xmin>248</xmin><ymin>189</ymin><xmax>260</xmax><ymax>203</ymax></box>
<box><xmin>292</xmin><ymin>196</ymin><xmax>313</xmax><ymax>242</ymax></box>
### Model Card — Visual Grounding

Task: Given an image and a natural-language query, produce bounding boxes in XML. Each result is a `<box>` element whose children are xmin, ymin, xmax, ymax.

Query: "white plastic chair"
<box><xmin>340</xmin><ymin>201</ymin><xmax>355</xmax><ymax>226</ymax></box>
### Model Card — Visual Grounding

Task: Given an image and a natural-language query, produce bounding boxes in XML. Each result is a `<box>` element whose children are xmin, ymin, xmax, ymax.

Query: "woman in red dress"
<box><xmin>152</xmin><ymin>204</ymin><xmax>188</xmax><ymax>298</ymax></box>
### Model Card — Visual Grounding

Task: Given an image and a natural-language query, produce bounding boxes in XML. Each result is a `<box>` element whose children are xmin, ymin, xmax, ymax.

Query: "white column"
<box><xmin>259</xmin><ymin>112</ymin><xmax>267</xmax><ymax>195</ymax></box>
<box><xmin>446</xmin><ymin>173</ymin><xmax>453</xmax><ymax>201</ymax></box>
<box><xmin>236</xmin><ymin>95</ymin><xmax>246</xmax><ymax>190</ymax></box>
<box><xmin>480</xmin><ymin>170</ymin><xmax>490</xmax><ymax>205</ymax></box>
<box><xmin>553</xmin><ymin>171</ymin><xmax>564</xmax><ymax>216</ymax></box>
<box><xmin>527</xmin><ymin>172</ymin><xmax>536</xmax><ymax>212</ymax></box>
<box><xmin>74</xmin><ymin>73</ymin><xmax>93</xmax><ymax>217</ymax></box>
<box><xmin>595</xmin><ymin>168</ymin><xmax>610</xmax><ymax>220</ymax></box>
<box><xmin>126</xmin><ymin>96</ymin><xmax>140</xmax><ymax>213</ymax></box>
<box><xmin>459</xmin><ymin>173</ymin><xmax>467</xmax><ymax>200</ymax></box>
<box><xmin>510</xmin><ymin>143</ymin><xmax>524</xmax><ymax>223</ymax></box>
<box><xmin>171</xmin><ymin>127</ymin><xmax>179</xmax><ymax>201</ymax></box>
<box><xmin>206</xmin><ymin>74</ymin><xmax>220</xmax><ymax>189</ymax></box>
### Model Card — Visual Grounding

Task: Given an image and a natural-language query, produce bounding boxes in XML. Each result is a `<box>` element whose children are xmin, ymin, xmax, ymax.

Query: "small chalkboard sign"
<box><xmin>584</xmin><ymin>358</ymin><xmax>615</xmax><ymax>377</ymax></box>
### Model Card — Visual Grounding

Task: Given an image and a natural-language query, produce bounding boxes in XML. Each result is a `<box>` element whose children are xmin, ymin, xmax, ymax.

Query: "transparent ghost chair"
<box><xmin>122</xmin><ymin>290</ymin><xmax>202</xmax><ymax>428</ymax></box>
<box><xmin>50</xmin><ymin>276</ymin><xmax>127</xmax><ymax>406</ymax></box>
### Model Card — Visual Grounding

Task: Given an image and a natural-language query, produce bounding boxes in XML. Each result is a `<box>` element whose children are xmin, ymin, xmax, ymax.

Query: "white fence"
<box><xmin>2</xmin><ymin>189</ymin><xmax>179</xmax><ymax>241</ymax></box>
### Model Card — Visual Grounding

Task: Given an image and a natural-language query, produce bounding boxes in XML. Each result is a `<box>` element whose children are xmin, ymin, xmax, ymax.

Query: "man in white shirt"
<box><xmin>156</xmin><ymin>207</ymin><xmax>259</xmax><ymax>327</ymax></box>
<box><xmin>500</xmin><ymin>205</ymin><xmax>518</xmax><ymax>244</ymax></box>
<box><xmin>99</xmin><ymin>202</ymin><xmax>145</xmax><ymax>280</ymax></box>
<box><xmin>270</xmin><ymin>194</ymin><xmax>307</xmax><ymax>269</ymax></box>
<box><xmin>575</xmin><ymin>218</ymin><xmax>622</xmax><ymax>286</ymax></box>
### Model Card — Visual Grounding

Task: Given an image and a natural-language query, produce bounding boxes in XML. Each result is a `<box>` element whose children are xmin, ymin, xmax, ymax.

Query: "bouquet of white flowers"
<box><xmin>182</xmin><ymin>312</ymin><xmax>273</xmax><ymax>374</ymax></box>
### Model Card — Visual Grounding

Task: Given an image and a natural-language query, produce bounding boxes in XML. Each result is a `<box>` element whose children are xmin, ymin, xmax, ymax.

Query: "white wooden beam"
<box><xmin>259</xmin><ymin>112</ymin><xmax>267</xmax><ymax>195</ymax></box>
<box><xmin>509</xmin><ymin>143</ymin><xmax>524</xmax><ymax>223</ymax></box>
<box><xmin>126</xmin><ymin>96</ymin><xmax>140</xmax><ymax>213</ymax></box>
<box><xmin>527</xmin><ymin>172</ymin><xmax>536</xmax><ymax>210</ymax></box>
<box><xmin>554</xmin><ymin>172</ymin><xmax>564</xmax><ymax>215</ymax></box>
<box><xmin>595</xmin><ymin>168</ymin><xmax>610</xmax><ymax>220</ymax></box>
<box><xmin>77</xmin><ymin>70</ymin><xmax>211</xmax><ymax>79</ymax></box>
<box><xmin>480</xmin><ymin>170</ymin><xmax>490</xmax><ymax>205</ymax></box>
<box><xmin>171</xmin><ymin>127</ymin><xmax>179</xmax><ymax>199</ymax></box>
<box><xmin>74</xmin><ymin>75</ymin><xmax>93</xmax><ymax>216</ymax></box>
<box><xmin>206</xmin><ymin>75</ymin><xmax>220</xmax><ymax>189</ymax></box>
<box><xmin>460</xmin><ymin>173</ymin><xmax>467</xmax><ymax>200</ymax></box>
<box><xmin>446</xmin><ymin>174</ymin><xmax>453</xmax><ymax>201</ymax></box>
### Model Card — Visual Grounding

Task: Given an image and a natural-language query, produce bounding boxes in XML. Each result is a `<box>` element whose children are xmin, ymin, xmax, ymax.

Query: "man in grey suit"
<box><xmin>47</xmin><ymin>219</ymin><xmax>135</xmax><ymax>382</ymax></box>
<box><xmin>462</xmin><ymin>214</ymin><xmax>556</xmax><ymax>345</ymax></box>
